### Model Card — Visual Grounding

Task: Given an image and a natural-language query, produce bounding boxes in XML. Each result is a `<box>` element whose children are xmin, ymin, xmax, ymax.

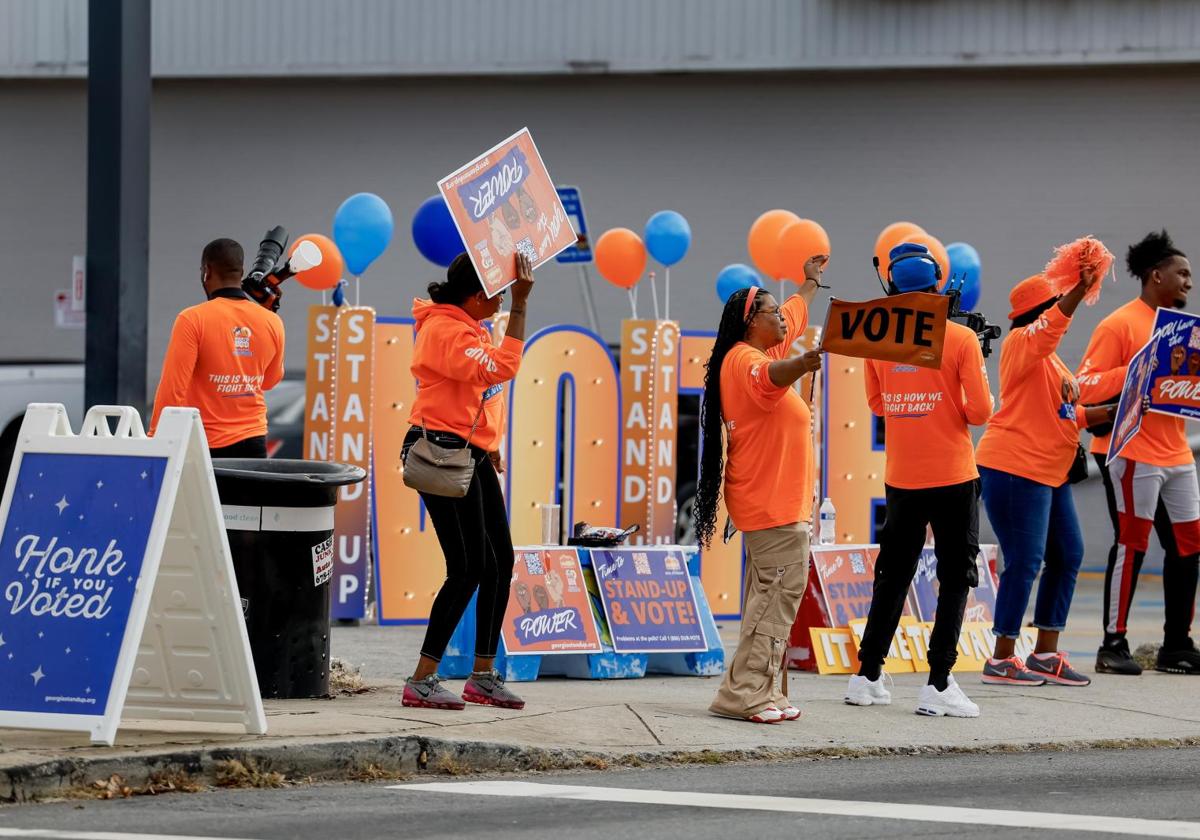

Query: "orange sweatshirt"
<box><xmin>150</xmin><ymin>296</ymin><xmax>285</xmax><ymax>448</ymax></box>
<box><xmin>721</xmin><ymin>294</ymin><xmax>815</xmax><ymax>531</ymax></box>
<box><xmin>976</xmin><ymin>305</ymin><xmax>1085</xmax><ymax>487</ymax></box>
<box><xmin>865</xmin><ymin>320</ymin><xmax>993</xmax><ymax>489</ymax></box>
<box><xmin>407</xmin><ymin>299</ymin><xmax>523</xmax><ymax>452</ymax></box>
<box><xmin>1077</xmin><ymin>298</ymin><xmax>1190</xmax><ymax>467</ymax></box>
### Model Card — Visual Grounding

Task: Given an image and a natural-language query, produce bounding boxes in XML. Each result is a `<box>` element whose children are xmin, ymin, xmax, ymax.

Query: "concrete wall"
<box><xmin>2</xmin><ymin>66</ymin><xmax>1198</xmax><ymax>386</ymax></box>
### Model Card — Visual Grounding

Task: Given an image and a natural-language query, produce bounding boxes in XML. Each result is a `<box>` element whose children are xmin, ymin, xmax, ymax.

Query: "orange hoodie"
<box><xmin>865</xmin><ymin>321</ymin><xmax>994</xmax><ymax>489</ymax></box>
<box><xmin>1077</xmin><ymin>298</ymin><xmax>1190</xmax><ymax>467</ymax></box>
<box><xmin>407</xmin><ymin>299</ymin><xmax>523</xmax><ymax>452</ymax></box>
<box><xmin>976</xmin><ymin>305</ymin><xmax>1086</xmax><ymax>486</ymax></box>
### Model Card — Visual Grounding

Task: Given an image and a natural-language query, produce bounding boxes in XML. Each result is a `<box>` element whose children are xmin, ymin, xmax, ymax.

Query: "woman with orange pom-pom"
<box><xmin>975</xmin><ymin>266</ymin><xmax>1109</xmax><ymax>688</ymax></box>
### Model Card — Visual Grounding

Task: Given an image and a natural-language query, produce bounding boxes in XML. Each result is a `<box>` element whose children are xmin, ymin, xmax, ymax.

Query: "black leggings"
<box><xmin>404</xmin><ymin>427</ymin><xmax>515</xmax><ymax>662</ymax></box>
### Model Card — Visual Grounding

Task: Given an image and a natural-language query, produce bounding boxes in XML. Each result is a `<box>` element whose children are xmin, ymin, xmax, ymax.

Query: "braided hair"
<box><xmin>694</xmin><ymin>286</ymin><xmax>764</xmax><ymax>549</ymax></box>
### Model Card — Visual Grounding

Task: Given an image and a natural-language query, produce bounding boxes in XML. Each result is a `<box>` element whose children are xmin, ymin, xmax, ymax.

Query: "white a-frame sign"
<box><xmin>0</xmin><ymin>404</ymin><xmax>266</xmax><ymax>745</ymax></box>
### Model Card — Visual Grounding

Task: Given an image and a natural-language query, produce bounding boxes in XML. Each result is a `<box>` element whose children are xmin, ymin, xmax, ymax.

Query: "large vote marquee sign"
<box><xmin>0</xmin><ymin>404</ymin><xmax>265</xmax><ymax>744</ymax></box>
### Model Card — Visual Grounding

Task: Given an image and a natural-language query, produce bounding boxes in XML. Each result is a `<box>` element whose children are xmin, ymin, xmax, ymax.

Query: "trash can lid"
<box><xmin>211</xmin><ymin>458</ymin><xmax>366</xmax><ymax>487</ymax></box>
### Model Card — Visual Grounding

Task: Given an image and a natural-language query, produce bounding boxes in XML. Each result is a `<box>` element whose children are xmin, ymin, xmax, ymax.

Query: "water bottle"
<box><xmin>818</xmin><ymin>497</ymin><xmax>837</xmax><ymax>545</ymax></box>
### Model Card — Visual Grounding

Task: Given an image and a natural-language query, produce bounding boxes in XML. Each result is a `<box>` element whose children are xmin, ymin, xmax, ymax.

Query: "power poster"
<box><xmin>501</xmin><ymin>548</ymin><xmax>602</xmax><ymax>655</ymax></box>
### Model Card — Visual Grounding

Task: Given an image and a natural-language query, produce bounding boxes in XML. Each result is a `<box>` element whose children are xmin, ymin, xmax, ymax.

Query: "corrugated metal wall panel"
<box><xmin>3</xmin><ymin>0</ymin><xmax>1200</xmax><ymax>78</ymax></box>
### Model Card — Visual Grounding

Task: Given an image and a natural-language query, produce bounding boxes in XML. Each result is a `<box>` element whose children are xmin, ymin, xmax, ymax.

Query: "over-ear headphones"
<box><xmin>880</xmin><ymin>250</ymin><xmax>942</xmax><ymax>296</ymax></box>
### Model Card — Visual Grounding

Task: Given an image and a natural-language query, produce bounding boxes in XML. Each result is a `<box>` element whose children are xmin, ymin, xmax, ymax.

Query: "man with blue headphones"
<box><xmin>845</xmin><ymin>243</ymin><xmax>995</xmax><ymax>717</ymax></box>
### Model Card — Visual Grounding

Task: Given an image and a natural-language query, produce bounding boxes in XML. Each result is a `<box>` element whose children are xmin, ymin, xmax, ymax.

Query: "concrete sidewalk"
<box><xmin>2</xmin><ymin>576</ymin><xmax>1196</xmax><ymax>802</ymax></box>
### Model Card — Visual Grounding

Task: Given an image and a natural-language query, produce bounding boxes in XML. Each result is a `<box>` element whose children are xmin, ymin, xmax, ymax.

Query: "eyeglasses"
<box><xmin>750</xmin><ymin>306</ymin><xmax>784</xmax><ymax>323</ymax></box>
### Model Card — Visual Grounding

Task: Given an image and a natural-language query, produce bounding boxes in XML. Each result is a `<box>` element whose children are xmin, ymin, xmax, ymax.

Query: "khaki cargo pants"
<box><xmin>710</xmin><ymin>522</ymin><xmax>810</xmax><ymax>719</ymax></box>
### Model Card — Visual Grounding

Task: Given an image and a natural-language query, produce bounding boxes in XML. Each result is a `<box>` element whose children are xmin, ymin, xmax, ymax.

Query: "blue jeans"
<box><xmin>979</xmin><ymin>466</ymin><xmax>1084</xmax><ymax>639</ymax></box>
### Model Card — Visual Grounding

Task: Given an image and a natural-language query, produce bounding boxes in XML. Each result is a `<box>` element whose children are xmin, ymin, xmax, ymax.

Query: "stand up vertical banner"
<box><xmin>620</xmin><ymin>320</ymin><xmax>679</xmax><ymax>544</ymax></box>
<box><xmin>303</xmin><ymin>305</ymin><xmax>338</xmax><ymax>461</ymax></box>
<box><xmin>0</xmin><ymin>404</ymin><xmax>265</xmax><ymax>744</ymax></box>
<box><xmin>620</xmin><ymin>321</ymin><xmax>654</xmax><ymax>542</ymax></box>
<box><xmin>649</xmin><ymin>321</ymin><xmax>679</xmax><ymax>544</ymax></box>
<box><xmin>330</xmin><ymin>307</ymin><xmax>375</xmax><ymax>620</ymax></box>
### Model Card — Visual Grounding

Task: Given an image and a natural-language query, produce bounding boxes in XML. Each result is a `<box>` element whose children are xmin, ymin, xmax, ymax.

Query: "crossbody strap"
<box><xmin>419</xmin><ymin>397</ymin><xmax>487</xmax><ymax>449</ymax></box>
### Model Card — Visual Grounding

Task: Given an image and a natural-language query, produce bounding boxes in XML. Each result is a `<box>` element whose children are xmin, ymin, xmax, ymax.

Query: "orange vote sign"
<box><xmin>822</xmin><ymin>292</ymin><xmax>949</xmax><ymax>370</ymax></box>
<box><xmin>437</xmin><ymin>127</ymin><xmax>576</xmax><ymax>298</ymax></box>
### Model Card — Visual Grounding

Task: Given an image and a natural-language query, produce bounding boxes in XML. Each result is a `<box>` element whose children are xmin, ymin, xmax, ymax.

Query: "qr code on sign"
<box><xmin>523</xmin><ymin>553</ymin><xmax>545</xmax><ymax>575</ymax></box>
<box><xmin>515</xmin><ymin>237</ymin><xmax>538</xmax><ymax>263</ymax></box>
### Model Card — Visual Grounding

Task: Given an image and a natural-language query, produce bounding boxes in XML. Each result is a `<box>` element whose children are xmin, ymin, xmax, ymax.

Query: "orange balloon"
<box><xmin>748</xmin><ymin>209</ymin><xmax>801</xmax><ymax>279</ymax></box>
<box><xmin>290</xmin><ymin>233</ymin><xmax>344</xmax><ymax>291</ymax></box>
<box><xmin>776</xmin><ymin>219</ymin><xmax>831</xmax><ymax>281</ymax></box>
<box><xmin>594</xmin><ymin>228</ymin><xmax>647</xmax><ymax>289</ymax></box>
<box><xmin>874</xmin><ymin>221</ymin><xmax>926</xmax><ymax>275</ymax></box>
<box><xmin>901</xmin><ymin>233</ymin><xmax>951</xmax><ymax>288</ymax></box>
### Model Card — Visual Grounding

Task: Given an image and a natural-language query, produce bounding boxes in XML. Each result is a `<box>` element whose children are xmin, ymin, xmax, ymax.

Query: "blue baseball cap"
<box><xmin>888</xmin><ymin>242</ymin><xmax>939</xmax><ymax>292</ymax></box>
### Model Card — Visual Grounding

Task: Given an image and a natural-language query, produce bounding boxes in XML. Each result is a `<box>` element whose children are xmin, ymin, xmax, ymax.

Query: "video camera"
<box><xmin>241</xmin><ymin>226</ymin><xmax>322</xmax><ymax>312</ymax></box>
<box><xmin>943</xmin><ymin>277</ymin><xmax>1002</xmax><ymax>358</ymax></box>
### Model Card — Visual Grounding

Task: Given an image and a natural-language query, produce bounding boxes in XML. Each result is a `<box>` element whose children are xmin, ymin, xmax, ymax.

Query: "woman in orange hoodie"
<box><xmin>401</xmin><ymin>253</ymin><xmax>534</xmax><ymax>712</ymax></box>
<box><xmin>975</xmin><ymin>268</ymin><xmax>1112</xmax><ymax>687</ymax></box>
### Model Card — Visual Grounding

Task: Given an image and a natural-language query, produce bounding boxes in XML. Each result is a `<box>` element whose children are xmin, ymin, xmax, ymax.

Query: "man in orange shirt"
<box><xmin>1077</xmin><ymin>230</ymin><xmax>1200</xmax><ymax>675</ymax></box>
<box><xmin>150</xmin><ymin>239</ymin><xmax>286</xmax><ymax>457</ymax></box>
<box><xmin>846</xmin><ymin>243</ymin><xmax>994</xmax><ymax>717</ymax></box>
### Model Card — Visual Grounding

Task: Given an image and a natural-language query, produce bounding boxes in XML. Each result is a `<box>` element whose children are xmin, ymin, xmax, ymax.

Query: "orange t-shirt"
<box><xmin>407</xmin><ymin>299</ymin><xmax>523</xmax><ymax>452</ymax></box>
<box><xmin>721</xmin><ymin>294</ymin><xmax>815</xmax><ymax>532</ymax></box>
<box><xmin>976</xmin><ymin>305</ymin><xmax>1085</xmax><ymax>487</ymax></box>
<box><xmin>150</xmin><ymin>295</ymin><xmax>286</xmax><ymax>448</ymax></box>
<box><xmin>865</xmin><ymin>321</ymin><xmax>994</xmax><ymax>490</ymax></box>
<box><xmin>1077</xmin><ymin>298</ymin><xmax>1190</xmax><ymax>467</ymax></box>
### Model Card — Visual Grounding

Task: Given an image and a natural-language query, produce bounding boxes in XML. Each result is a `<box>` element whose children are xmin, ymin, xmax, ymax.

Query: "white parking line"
<box><xmin>0</xmin><ymin>830</ymin><xmax>256</xmax><ymax>840</ymax></box>
<box><xmin>390</xmin><ymin>781</ymin><xmax>1200</xmax><ymax>838</ymax></box>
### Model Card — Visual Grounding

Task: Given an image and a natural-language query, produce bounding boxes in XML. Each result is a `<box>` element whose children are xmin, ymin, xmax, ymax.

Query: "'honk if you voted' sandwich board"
<box><xmin>0</xmin><ymin>403</ymin><xmax>265</xmax><ymax>745</ymax></box>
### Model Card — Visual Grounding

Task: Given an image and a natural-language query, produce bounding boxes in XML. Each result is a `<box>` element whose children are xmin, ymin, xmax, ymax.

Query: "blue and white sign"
<box><xmin>554</xmin><ymin>186</ymin><xmax>592</xmax><ymax>264</ymax></box>
<box><xmin>592</xmin><ymin>547</ymin><xmax>706</xmax><ymax>653</ymax></box>
<box><xmin>1107</xmin><ymin>339</ymin><xmax>1158</xmax><ymax>464</ymax></box>
<box><xmin>0</xmin><ymin>404</ymin><xmax>265</xmax><ymax>745</ymax></box>
<box><xmin>0</xmin><ymin>452</ymin><xmax>166</xmax><ymax>716</ymax></box>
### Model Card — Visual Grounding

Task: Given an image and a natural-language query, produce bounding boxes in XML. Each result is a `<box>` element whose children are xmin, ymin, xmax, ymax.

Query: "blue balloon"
<box><xmin>410</xmin><ymin>195</ymin><xmax>464</xmax><ymax>268</ymax></box>
<box><xmin>946</xmin><ymin>241</ymin><xmax>982</xmax><ymax>310</ymax></box>
<box><xmin>333</xmin><ymin>193</ymin><xmax>394</xmax><ymax>276</ymax></box>
<box><xmin>716</xmin><ymin>263</ymin><xmax>763</xmax><ymax>304</ymax></box>
<box><xmin>645</xmin><ymin>210</ymin><xmax>692</xmax><ymax>267</ymax></box>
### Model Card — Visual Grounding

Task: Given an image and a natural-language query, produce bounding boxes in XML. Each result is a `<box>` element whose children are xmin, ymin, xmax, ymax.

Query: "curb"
<box><xmin>5</xmin><ymin>733</ymin><xmax>1200</xmax><ymax>803</ymax></box>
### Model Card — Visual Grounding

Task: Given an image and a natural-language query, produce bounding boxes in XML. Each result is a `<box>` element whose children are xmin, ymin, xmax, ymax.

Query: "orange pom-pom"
<box><xmin>1043</xmin><ymin>236</ymin><xmax>1114</xmax><ymax>306</ymax></box>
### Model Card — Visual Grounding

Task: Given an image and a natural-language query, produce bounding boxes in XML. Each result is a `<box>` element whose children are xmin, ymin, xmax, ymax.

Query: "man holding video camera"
<box><xmin>150</xmin><ymin>238</ymin><xmax>286</xmax><ymax>458</ymax></box>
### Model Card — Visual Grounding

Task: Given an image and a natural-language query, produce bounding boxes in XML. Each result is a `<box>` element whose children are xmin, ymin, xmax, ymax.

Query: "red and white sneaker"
<box><xmin>778</xmin><ymin>705</ymin><xmax>802</xmax><ymax>722</ymax></box>
<box><xmin>746</xmin><ymin>706</ymin><xmax>785</xmax><ymax>724</ymax></box>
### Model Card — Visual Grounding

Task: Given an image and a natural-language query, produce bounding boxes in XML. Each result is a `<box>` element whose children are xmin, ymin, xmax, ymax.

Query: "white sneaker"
<box><xmin>915</xmin><ymin>675</ymin><xmax>980</xmax><ymax>718</ymax></box>
<box><xmin>845</xmin><ymin>674</ymin><xmax>892</xmax><ymax>706</ymax></box>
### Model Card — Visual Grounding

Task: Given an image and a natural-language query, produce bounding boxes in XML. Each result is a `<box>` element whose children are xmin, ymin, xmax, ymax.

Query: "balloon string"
<box><xmin>355</xmin><ymin>275</ymin><xmax>361</xmax><ymax>307</ymax></box>
<box><xmin>665</xmin><ymin>267</ymin><xmax>671</xmax><ymax>321</ymax></box>
<box><xmin>649</xmin><ymin>271</ymin><xmax>661</xmax><ymax>321</ymax></box>
<box><xmin>628</xmin><ymin>288</ymin><xmax>638</xmax><ymax>320</ymax></box>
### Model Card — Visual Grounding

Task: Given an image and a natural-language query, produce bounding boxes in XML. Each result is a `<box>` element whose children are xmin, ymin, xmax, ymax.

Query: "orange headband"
<box><xmin>743</xmin><ymin>285</ymin><xmax>759</xmax><ymax>321</ymax></box>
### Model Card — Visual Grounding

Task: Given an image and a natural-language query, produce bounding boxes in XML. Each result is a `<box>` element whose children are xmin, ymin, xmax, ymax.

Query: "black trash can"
<box><xmin>212</xmin><ymin>458</ymin><xmax>366</xmax><ymax>699</ymax></box>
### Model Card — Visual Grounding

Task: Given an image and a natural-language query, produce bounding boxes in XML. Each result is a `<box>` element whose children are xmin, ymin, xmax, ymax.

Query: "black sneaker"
<box><xmin>1156</xmin><ymin>641</ymin><xmax>1200</xmax><ymax>674</ymax></box>
<box><xmin>1096</xmin><ymin>642</ymin><xmax>1142</xmax><ymax>675</ymax></box>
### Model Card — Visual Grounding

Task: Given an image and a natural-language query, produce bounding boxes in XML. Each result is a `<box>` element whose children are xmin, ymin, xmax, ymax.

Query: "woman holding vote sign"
<box><xmin>695</xmin><ymin>254</ymin><xmax>827</xmax><ymax>724</ymax></box>
<box><xmin>974</xmin><ymin>268</ymin><xmax>1110</xmax><ymax>687</ymax></box>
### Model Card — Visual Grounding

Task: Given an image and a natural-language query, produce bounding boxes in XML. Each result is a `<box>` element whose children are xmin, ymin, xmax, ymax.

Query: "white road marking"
<box><xmin>390</xmin><ymin>781</ymin><xmax>1200</xmax><ymax>838</ymax></box>
<box><xmin>0</xmin><ymin>831</ymin><xmax>257</xmax><ymax>840</ymax></box>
